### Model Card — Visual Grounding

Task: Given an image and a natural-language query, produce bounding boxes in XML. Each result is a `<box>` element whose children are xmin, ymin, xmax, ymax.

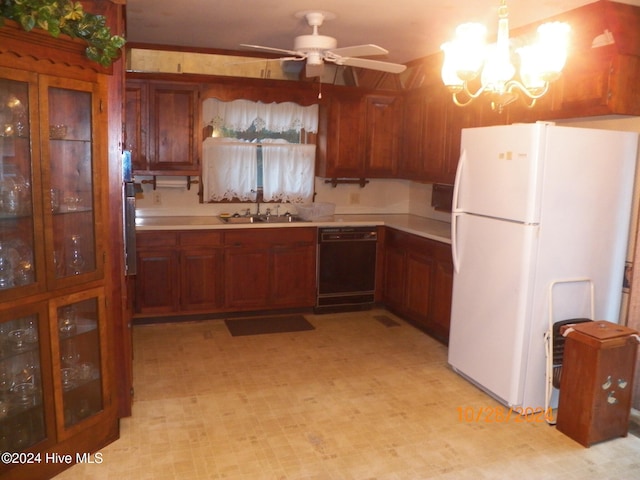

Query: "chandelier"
<box><xmin>440</xmin><ymin>1</ymin><xmax>570</xmax><ymax>112</ymax></box>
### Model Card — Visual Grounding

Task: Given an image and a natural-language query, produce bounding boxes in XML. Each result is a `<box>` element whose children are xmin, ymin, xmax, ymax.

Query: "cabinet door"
<box><xmin>180</xmin><ymin>247</ymin><xmax>224</xmax><ymax>311</ymax></box>
<box><xmin>270</xmin><ymin>239</ymin><xmax>316</xmax><ymax>308</ymax></box>
<box><xmin>148</xmin><ymin>82</ymin><xmax>199</xmax><ymax>173</ymax></box>
<box><xmin>383</xmin><ymin>236</ymin><xmax>406</xmax><ymax>311</ymax></box>
<box><xmin>443</xmin><ymin>103</ymin><xmax>481</xmax><ymax>184</ymax></box>
<box><xmin>49</xmin><ymin>289</ymin><xmax>109</xmax><ymax>440</ymax></box>
<box><xmin>124</xmin><ymin>80</ymin><xmax>148</xmax><ymax>171</ymax></box>
<box><xmin>364</xmin><ymin>94</ymin><xmax>401</xmax><ymax>177</ymax></box>
<box><xmin>135</xmin><ymin>249</ymin><xmax>179</xmax><ymax>314</ymax></box>
<box><xmin>225</xmin><ymin>245</ymin><xmax>270</xmax><ymax>308</ymax></box>
<box><xmin>400</xmin><ymin>89</ymin><xmax>427</xmax><ymax>180</ymax></box>
<box><xmin>40</xmin><ymin>75</ymin><xmax>104</xmax><ymax>289</ymax></box>
<box><xmin>0</xmin><ymin>67</ymin><xmax>45</xmax><ymax>301</ymax></box>
<box><xmin>421</xmin><ymin>90</ymin><xmax>449</xmax><ymax>182</ymax></box>
<box><xmin>405</xmin><ymin>251</ymin><xmax>434</xmax><ymax>325</ymax></box>
<box><xmin>317</xmin><ymin>94</ymin><xmax>365</xmax><ymax>178</ymax></box>
<box><xmin>0</xmin><ymin>303</ymin><xmax>55</xmax><ymax>467</ymax></box>
<box><xmin>431</xmin><ymin>250</ymin><xmax>454</xmax><ymax>343</ymax></box>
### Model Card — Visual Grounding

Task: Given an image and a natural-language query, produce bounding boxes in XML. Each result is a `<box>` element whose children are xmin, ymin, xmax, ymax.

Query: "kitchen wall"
<box><xmin>135</xmin><ymin>175</ymin><xmax>451</xmax><ymax>222</ymax></box>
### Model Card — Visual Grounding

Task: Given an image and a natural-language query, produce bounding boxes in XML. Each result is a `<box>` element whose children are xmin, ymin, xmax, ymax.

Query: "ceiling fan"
<box><xmin>240</xmin><ymin>10</ymin><xmax>407</xmax><ymax>78</ymax></box>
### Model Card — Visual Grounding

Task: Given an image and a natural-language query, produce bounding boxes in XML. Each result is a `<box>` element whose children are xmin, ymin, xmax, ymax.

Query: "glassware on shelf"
<box><xmin>23</xmin><ymin>317</ymin><xmax>38</xmax><ymax>344</ymax></box>
<box><xmin>60</xmin><ymin>367</ymin><xmax>76</xmax><ymax>391</ymax></box>
<box><xmin>50</xmin><ymin>187</ymin><xmax>60</xmax><ymax>213</ymax></box>
<box><xmin>13</xmin><ymin>260</ymin><xmax>34</xmax><ymax>286</ymax></box>
<box><xmin>58</xmin><ymin>305</ymin><xmax>77</xmax><ymax>337</ymax></box>
<box><xmin>61</xmin><ymin>339</ymin><xmax>80</xmax><ymax>369</ymax></box>
<box><xmin>63</xmin><ymin>194</ymin><xmax>80</xmax><ymax>212</ymax></box>
<box><xmin>67</xmin><ymin>234</ymin><xmax>85</xmax><ymax>275</ymax></box>
<box><xmin>0</xmin><ymin>365</ymin><xmax>15</xmax><ymax>399</ymax></box>
<box><xmin>0</xmin><ymin>242</ymin><xmax>14</xmax><ymax>289</ymax></box>
<box><xmin>0</xmin><ymin>169</ymin><xmax>30</xmax><ymax>216</ymax></box>
<box><xmin>0</xmin><ymin>176</ymin><xmax>19</xmax><ymax>215</ymax></box>
<box><xmin>8</xmin><ymin>329</ymin><xmax>28</xmax><ymax>351</ymax></box>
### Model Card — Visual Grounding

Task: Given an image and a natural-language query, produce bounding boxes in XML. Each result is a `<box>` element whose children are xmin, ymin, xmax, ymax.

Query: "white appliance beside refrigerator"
<box><xmin>448</xmin><ymin>122</ymin><xmax>639</xmax><ymax>413</ymax></box>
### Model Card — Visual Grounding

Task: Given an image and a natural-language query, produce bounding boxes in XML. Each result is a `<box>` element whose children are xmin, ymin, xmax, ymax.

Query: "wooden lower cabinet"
<box><xmin>135</xmin><ymin>227</ymin><xmax>316</xmax><ymax>317</ymax></box>
<box><xmin>135</xmin><ymin>231</ymin><xmax>223</xmax><ymax>315</ymax></box>
<box><xmin>383</xmin><ymin>228</ymin><xmax>453</xmax><ymax>343</ymax></box>
<box><xmin>225</xmin><ymin>228</ymin><xmax>316</xmax><ymax>311</ymax></box>
<box><xmin>135</xmin><ymin>226</ymin><xmax>453</xmax><ymax>344</ymax></box>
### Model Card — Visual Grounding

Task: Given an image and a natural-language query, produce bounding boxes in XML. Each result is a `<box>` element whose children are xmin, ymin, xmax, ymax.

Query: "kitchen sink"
<box><xmin>219</xmin><ymin>214</ymin><xmax>307</xmax><ymax>224</ymax></box>
<box><xmin>219</xmin><ymin>216</ymin><xmax>256</xmax><ymax>224</ymax></box>
<box><xmin>256</xmin><ymin>214</ymin><xmax>307</xmax><ymax>223</ymax></box>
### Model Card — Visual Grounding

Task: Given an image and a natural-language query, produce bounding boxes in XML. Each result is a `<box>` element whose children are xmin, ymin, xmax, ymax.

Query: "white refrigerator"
<box><xmin>448</xmin><ymin>122</ymin><xmax>638</xmax><ymax>412</ymax></box>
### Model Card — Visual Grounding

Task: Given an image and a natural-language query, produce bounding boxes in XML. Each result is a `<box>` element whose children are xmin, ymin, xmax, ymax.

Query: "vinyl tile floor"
<box><xmin>56</xmin><ymin>309</ymin><xmax>640</xmax><ymax>479</ymax></box>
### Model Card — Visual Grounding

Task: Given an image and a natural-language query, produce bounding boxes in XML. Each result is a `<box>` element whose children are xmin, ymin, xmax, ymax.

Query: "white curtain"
<box><xmin>202</xmin><ymin>138</ymin><xmax>257</xmax><ymax>202</ymax></box>
<box><xmin>262</xmin><ymin>141</ymin><xmax>315</xmax><ymax>203</ymax></box>
<box><xmin>203</xmin><ymin>98</ymin><xmax>319</xmax><ymax>133</ymax></box>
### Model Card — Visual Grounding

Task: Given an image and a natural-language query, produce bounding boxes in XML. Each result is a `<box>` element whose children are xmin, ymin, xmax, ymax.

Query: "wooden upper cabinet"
<box><xmin>317</xmin><ymin>91</ymin><xmax>403</xmax><ymax>180</ymax></box>
<box><xmin>316</xmin><ymin>93</ymin><xmax>365</xmax><ymax>178</ymax></box>
<box><xmin>148</xmin><ymin>82</ymin><xmax>200</xmax><ymax>174</ymax></box>
<box><xmin>125</xmin><ymin>79</ymin><xmax>200</xmax><ymax>175</ymax></box>
<box><xmin>400</xmin><ymin>86</ymin><xmax>461</xmax><ymax>184</ymax></box>
<box><xmin>124</xmin><ymin>80</ymin><xmax>147</xmax><ymax>171</ymax></box>
<box><xmin>507</xmin><ymin>0</ymin><xmax>640</xmax><ymax>120</ymax></box>
<box><xmin>364</xmin><ymin>94</ymin><xmax>402</xmax><ymax>177</ymax></box>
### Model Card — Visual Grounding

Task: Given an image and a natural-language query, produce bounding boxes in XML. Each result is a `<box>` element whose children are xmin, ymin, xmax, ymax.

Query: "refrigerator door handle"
<box><xmin>451</xmin><ymin>150</ymin><xmax>466</xmax><ymax>273</ymax></box>
<box><xmin>451</xmin><ymin>212</ymin><xmax>461</xmax><ymax>273</ymax></box>
<box><xmin>452</xmin><ymin>149</ymin><xmax>466</xmax><ymax>213</ymax></box>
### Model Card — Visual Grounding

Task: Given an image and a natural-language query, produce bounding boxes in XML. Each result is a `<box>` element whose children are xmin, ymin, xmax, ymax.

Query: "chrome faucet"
<box><xmin>251</xmin><ymin>189</ymin><xmax>260</xmax><ymax>215</ymax></box>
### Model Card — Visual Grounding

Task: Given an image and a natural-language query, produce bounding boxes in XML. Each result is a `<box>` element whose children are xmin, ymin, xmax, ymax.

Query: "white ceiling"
<box><xmin>125</xmin><ymin>1</ymin><xmax>640</xmax><ymax>64</ymax></box>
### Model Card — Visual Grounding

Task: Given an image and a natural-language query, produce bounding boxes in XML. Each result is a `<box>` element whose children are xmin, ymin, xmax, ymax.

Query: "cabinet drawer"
<box><xmin>178</xmin><ymin>231</ymin><xmax>223</xmax><ymax>247</ymax></box>
<box><xmin>137</xmin><ymin>231</ymin><xmax>178</xmax><ymax>247</ymax></box>
<box><xmin>225</xmin><ymin>227</ymin><xmax>316</xmax><ymax>247</ymax></box>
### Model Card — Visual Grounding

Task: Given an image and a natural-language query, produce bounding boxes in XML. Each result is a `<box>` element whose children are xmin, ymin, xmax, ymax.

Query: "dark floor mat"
<box><xmin>224</xmin><ymin>315</ymin><xmax>315</xmax><ymax>336</ymax></box>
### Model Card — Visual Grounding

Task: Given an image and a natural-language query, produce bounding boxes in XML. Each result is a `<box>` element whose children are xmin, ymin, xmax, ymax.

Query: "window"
<box><xmin>202</xmin><ymin>99</ymin><xmax>318</xmax><ymax>204</ymax></box>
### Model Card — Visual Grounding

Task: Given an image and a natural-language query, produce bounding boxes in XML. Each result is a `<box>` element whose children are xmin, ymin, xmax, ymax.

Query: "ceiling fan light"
<box><xmin>294</xmin><ymin>34</ymin><xmax>337</xmax><ymax>53</ymax></box>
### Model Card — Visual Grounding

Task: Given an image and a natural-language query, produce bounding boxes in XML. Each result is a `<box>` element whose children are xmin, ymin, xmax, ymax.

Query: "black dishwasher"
<box><xmin>316</xmin><ymin>226</ymin><xmax>377</xmax><ymax>312</ymax></box>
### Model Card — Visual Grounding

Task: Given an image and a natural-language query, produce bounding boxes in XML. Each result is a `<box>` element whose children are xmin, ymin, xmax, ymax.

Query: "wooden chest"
<box><xmin>556</xmin><ymin>321</ymin><xmax>639</xmax><ymax>446</ymax></box>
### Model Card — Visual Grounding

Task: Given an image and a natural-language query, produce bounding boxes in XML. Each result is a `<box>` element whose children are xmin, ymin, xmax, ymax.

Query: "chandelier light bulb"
<box><xmin>440</xmin><ymin>1</ymin><xmax>570</xmax><ymax>112</ymax></box>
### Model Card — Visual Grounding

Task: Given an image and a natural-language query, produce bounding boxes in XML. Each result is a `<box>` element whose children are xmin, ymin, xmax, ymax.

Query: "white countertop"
<box><xmin>136</xmin><ymin>213</ymin><xmax>452</xmax><ymax>244</ymax></box>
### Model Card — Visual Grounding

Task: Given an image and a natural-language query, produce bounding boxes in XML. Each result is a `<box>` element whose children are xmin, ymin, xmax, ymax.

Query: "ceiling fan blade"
<box><xmin>240</xmin><ymin>43</ymin><xmax>303</xmax><ymax>58</ymax></box>
<box><xmin>327</xmin><ymin>44</ymin><xmax>389</xmax><ymax>58</ymax></box>
<box><xmin>336</xmin><ymin>57</ymin><xmax>407</xmax><ymax>74</ymax></box>
<box><xmin>305</xmin><ymin>61</ymin><xmax>325</xmax><ymax>78</ymax></box>
<box><xmin>226</xmin><ymin>56</ymin><xmax>302</xmax><ymax>66</ymax></box>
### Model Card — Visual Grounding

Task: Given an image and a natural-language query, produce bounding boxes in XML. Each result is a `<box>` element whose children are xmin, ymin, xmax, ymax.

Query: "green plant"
<box><xmin>0</xmin><ymin>0</ymin><xmax>126</xmax><ymax>67</ymax></box>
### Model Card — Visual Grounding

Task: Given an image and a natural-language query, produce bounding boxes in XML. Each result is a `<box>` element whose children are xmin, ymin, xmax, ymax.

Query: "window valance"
<box><xmin>203</xmin><ymin>98</ymin><xmax>319</xmax><ymax>133</ymax></box>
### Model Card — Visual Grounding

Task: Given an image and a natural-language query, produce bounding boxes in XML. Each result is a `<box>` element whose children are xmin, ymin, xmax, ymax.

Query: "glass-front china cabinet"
<box><xmin>0</xmin><ymin>17</ymin><xmax>118</xmax><ymax>480</ymax></box>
